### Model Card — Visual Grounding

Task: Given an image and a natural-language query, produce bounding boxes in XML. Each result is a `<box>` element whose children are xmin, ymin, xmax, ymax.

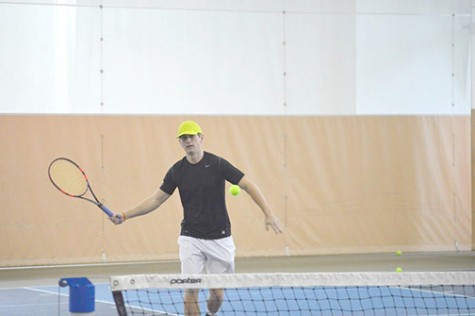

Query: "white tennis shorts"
<box><xmin>178</xmin><ymin>236</ymin><xmax>236</xmax><ymax>274</ymax></box>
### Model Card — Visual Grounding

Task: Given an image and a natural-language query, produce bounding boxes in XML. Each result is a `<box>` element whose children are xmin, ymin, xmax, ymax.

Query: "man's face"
<box><xmin>178</xmin><ymin>134</ymin><xmax>203</xmax><ymax>155</ymax></box>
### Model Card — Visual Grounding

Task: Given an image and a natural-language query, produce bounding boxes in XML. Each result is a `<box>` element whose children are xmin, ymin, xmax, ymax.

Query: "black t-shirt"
<box><xmin>160</xmin><ymin>151</ymin><xmax>244</xmax><ymax>239</ymax></box>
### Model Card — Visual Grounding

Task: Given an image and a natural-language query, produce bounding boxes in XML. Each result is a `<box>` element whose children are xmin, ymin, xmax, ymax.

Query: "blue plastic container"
<box><xmin>59</xmin><ymin>277</ymin><xmax>95</xmax><ymax>313</ymax></box>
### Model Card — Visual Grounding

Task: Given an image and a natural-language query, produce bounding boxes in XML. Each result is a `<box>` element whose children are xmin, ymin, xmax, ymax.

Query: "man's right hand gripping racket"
<box><xmin>48</xmin><ymin>157</ymin><xmax>114</xmax><ymax>217</ymax></box>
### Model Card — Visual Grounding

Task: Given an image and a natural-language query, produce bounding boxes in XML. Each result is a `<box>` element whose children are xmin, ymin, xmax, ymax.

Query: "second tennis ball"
<box><xmin>230</xmin><ymin>185</ymin><xmax>241</xmax><ymax>196</ymax></box>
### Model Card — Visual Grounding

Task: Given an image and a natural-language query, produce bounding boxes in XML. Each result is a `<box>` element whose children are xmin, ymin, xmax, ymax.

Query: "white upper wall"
<box><xmin>0</xmin><ymin>0</ymin><xmax>471</xmax><ymax>114</ymax></box>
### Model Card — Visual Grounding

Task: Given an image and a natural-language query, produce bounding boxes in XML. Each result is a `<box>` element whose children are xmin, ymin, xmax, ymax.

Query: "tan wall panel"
<box><xmin>283</xmin><ymin>116</ymin><xmax>471</xmax><ymax>254</ymax></box>
<box><xmin>0</xmin><ymin>115</ymin><xmax>471</xmax><ymax>266</ymax></box>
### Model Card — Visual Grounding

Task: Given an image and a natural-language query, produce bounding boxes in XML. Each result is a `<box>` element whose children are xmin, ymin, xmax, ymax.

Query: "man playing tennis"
<box><xmin>111</xmin><ymin>120</ymin><xmax>283</xmax><ymax>316</ymax></box>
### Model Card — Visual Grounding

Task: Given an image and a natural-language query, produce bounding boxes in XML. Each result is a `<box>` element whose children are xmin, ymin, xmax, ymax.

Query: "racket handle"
<box><xmin>99</xmin><ymin>204</ymin><xmax>114</xmax><ymax>217</ymax></box>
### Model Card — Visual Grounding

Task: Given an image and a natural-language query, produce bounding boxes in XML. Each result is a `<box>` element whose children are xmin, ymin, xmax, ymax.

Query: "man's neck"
<box><xmin>186</xmin><ymin>150</ymin><xmax>204</xmax><ymax>164</ymax></box>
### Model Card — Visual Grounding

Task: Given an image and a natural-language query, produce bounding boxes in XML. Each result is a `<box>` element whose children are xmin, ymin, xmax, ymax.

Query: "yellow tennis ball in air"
<box><xmin>396</xmin><ymin>250</ymin><xmax>402</xmax><ymax>256</ymax></box>
<box><xmin>395</xmin><ymin>267</ymin><xmax>403</xmax><ymax>272</ymax></box>
<box><xmin>229</xmin><ymin>185</ymin><xmax>241</xmax><ymax>196</ymax></box>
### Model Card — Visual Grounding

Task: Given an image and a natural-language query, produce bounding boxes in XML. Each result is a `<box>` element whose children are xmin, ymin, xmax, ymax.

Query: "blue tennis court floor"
<box><xmin>0</xmin><ymin>283</ymin><xmax>116</xmax><ymax>315</ymax></box>
<box><xmin>1</xmin><ymin>283</ymin><xmax>475</xmax><ymax>315</ymax></box>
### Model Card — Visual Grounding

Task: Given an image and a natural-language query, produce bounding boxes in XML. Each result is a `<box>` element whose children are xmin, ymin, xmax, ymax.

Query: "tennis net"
<box><xmin>110</xmin><ymin>271</ymin><xmax>475</xmax><ymax>315</ymax></box>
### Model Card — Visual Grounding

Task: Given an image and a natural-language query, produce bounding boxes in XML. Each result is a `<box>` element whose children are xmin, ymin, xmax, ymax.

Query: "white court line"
<box><xmin>125</xmin><ymin>303</ymin><xmax>180</xmax><ymax>316</ymax></box>
<box><xmin>0</xmin><ymin>283</ymin><xmax>179</xmax><ymax>315</ymax></box>
<box><xmin>24</xmin><ymin>285</ymin><xmax>119</xmax><ymax>307</ymax></box>
<box><xmin>25</xmin><ymin>284</ymin><xmax>180</xmax><ymax>314</ymax></box>
<box><xmin>393</xmin><ymin>286</ymin><xmax>475</xmax><ymax>316</ymax></box>
<box><xmin>0</xmin><ymin>287</ymin><xmax>67</xmax><ymax>311</ymax></box>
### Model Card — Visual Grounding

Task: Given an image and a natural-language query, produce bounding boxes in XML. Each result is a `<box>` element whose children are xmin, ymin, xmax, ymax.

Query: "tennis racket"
<box><xmin>48</xmin><ymin>157</ymin><xmax>113</xmax><ymax>217</ymax></box>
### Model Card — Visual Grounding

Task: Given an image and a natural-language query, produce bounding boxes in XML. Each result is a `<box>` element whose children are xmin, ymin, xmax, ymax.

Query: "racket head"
<box><xmin>48</xmin><ymin>158</ymin><xmax>89</xmax><ymax>197</ymax></box>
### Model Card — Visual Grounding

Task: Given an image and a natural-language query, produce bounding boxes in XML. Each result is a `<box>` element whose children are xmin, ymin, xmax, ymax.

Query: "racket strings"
<box><xmin>49</xmin><ymin>160</ymin><xmax>88</xmax><ymax>196</ymax></box>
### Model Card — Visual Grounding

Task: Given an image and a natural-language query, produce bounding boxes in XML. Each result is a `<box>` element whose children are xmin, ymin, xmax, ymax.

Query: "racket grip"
<box><xmin>99</xmin><ymin>204</ymin><xmax>114</xmax><ymax>217</ymax></box>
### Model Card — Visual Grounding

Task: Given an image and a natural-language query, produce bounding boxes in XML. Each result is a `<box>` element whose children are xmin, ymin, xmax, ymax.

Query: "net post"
<box><xmin>112</xmin><ymin>290</ymin><xmax>128</xmax><ymax>316</ymax></box>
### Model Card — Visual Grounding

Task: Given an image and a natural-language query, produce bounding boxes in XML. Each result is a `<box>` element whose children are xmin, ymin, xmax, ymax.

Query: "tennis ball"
<box><xmin>395</xmin><ymin>267</ymin><xmax>403</xmax><ymax>272</ymax></box>
<box><xmin>229</xmin><ymin>185</ymin><xmax>241</xmax><ymax>196</ymax></box>
<box><xmin>396</xmin><ymin>250</ymin><xmax>402</xmax><ymax>256</ymax></box>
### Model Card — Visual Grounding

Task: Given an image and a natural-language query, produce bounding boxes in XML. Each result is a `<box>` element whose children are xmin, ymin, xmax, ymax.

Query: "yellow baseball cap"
<box><xmin>177</xmin><ymin>120</ymin><xmax>203</xmax><ymax>138</ymax></box>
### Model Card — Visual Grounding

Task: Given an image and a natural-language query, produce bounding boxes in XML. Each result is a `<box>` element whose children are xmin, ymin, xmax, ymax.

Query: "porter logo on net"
<box><xmin>169</xmin><ymin>278</ymin><xmax>202</xmax><ymax>285</ymax></box>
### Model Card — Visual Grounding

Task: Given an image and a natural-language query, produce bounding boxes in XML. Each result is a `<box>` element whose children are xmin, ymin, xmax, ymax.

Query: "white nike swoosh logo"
<box><xmin>205</xmin><ymin>165</ymin><xmax>211</xmax><ymax>168</ymax></box>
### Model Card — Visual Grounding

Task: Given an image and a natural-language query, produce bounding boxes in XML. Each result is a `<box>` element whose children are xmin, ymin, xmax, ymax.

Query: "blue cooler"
<box><xmin>59</xmin><ymin>277</ymin><xmax>95</xmax><ymax>314</ymax></box>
